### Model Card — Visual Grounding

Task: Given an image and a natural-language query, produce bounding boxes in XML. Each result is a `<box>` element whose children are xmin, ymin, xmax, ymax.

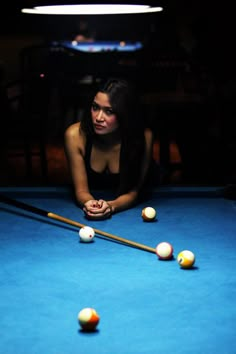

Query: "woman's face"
<box><xmin>91</xmin><ymin>92</ymin><xmax>119</xmax><ymax>135</ymax></box>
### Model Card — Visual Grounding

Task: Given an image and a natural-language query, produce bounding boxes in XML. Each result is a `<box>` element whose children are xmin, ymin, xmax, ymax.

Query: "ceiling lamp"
<box><xmin>21</xmin><ymin>4</ymin><xmax>163</xmax><ymax>15</ymax></box>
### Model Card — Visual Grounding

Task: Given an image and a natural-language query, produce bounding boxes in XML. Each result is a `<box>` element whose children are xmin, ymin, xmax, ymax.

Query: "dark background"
<box><xmin>1</xmin><ymin>0</ymin><xmax>235</xmax><ymax>186</ymax></box>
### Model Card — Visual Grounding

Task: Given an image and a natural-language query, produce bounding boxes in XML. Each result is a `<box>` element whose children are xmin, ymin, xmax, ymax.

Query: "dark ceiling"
<box><xmin>0</xmin><ymin>0</ymin><xmax>234</xmax><ymax>79</ymax></box>
<box><xmin>0</xmin><ymin>0</ymin><xmax>230</xmax><ymax>42</ymax></box>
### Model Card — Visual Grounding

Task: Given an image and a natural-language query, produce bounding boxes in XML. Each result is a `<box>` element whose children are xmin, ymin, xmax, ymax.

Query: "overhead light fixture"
<box><xmin>21</xmin><ymin>4</ymin><xmax>163</xmax><ymax>15</ymax></box>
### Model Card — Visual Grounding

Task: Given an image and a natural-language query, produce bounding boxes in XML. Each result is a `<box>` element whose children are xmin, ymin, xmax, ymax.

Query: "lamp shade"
<box><xmin>21</xmin><ymin>4</ymin><xmax>163</xmax><ymax>15</ymax></box>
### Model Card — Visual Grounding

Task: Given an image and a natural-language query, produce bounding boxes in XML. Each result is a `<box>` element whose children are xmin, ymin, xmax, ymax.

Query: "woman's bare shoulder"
<box><xmin>64</xmin><ymin>122</ymin><xmax>81</xmax><ymax>139</ymax></box>
<box><xmin>65</xmin><ymin>122</ymin><xmax>87</xmax><ymax>143</ymax></box>
<box><xmin>64</xmin><ymin>122</ymin><xmax>87</xmax><ymax>152</ymax></box>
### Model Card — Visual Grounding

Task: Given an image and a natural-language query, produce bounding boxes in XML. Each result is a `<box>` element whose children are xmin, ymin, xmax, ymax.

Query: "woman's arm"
<box><xmin>107</xmin><ymin>128</ymin><xmax>154</xmax><ymax>213</ymax></box>
<box><xmin>65</xmin><ymin>123</ymin><xmax>112</xmax><ymax>219</ymax></box>
<box><xmin>64</xmin><ymin>123</ymin><xmax>113</xmax><ymax>219</ymax></box>
<box><xmin>64</xmin><ymin>122</ymin><xmax>95</xmax><ymax>206</ymax></box>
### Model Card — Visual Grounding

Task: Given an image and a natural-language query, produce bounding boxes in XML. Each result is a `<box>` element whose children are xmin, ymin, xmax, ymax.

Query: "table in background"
<box><xmin>1</xmin><ymin>186</ymin><xmax>236</xmax><ymax>354</ymax></box>
<box><xmin>54</xmin><ymin>40</ymin><xmax>143</xmax><ymax>53</ymax></box>
<box><xmin>50</xmin><ymin>39</ymin><xmax>144</xmax><ymax>81</ymax></box>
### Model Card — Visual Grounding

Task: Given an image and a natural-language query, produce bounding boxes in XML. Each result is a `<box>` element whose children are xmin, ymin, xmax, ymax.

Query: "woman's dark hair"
<box><xmin>80</xmin><ymin>77</ymin><xmax>146</xmax><ymax>194</ymax></box>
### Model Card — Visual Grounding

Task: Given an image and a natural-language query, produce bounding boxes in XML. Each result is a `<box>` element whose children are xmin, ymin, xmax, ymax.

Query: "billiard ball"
<box><xmin>142</xmin><ymin>207</ymin><xmax>156</xmax><ymax>221</ymax></box>
<box><xmin>177</xmin><ymin>250</ymin><xmax>195</xmax><ymax>268</ymax></box>
<box><xmin>78</xmin><ymin>308</ymin><xmax>100</xmax><ymax>331</ymax></box>
<box><xmin>79</xmin><ymin>226</ymin><xmax>95</xmax><ymax>243</ymax></box>
<box><xmin>155</xmin><ymin>242</ymin><xmax>174</xmax><ymax>260</ymax></box>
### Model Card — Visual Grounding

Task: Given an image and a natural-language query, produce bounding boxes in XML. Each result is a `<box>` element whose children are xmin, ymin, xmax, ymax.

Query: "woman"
<box><xmin>64</xmin><ymin>78</ymin><xmax>158</xmax><ymax>220</ymax></box>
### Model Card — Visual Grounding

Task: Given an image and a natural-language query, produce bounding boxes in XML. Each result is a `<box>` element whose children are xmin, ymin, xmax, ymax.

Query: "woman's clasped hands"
<box><xmin>83</xmin><ymin>199</ymin><xmax>113</xmax><ymax>220</ymax></box>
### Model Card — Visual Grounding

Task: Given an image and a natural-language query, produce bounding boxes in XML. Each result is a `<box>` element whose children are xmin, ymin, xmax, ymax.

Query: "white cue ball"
<box><xmin>142</xmin><ymin>207</ymin><xmax>157</xmax><ymax>221</ymax></box>
<box><xmin>79</xmin><ymin>226</ymin><xmax>95</xmax><ymax>243</ymax></box>
<box><xmin>156</xmin><ymin>242</ymin><xmax>174</xmax><ymax>260</ymax></box>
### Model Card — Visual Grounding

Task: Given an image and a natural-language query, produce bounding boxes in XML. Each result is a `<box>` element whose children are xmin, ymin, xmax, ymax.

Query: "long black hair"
<box><xmin>80</xmin><ymin>77</ymin><xmax>146</xmax><ymax>194</ymax></box>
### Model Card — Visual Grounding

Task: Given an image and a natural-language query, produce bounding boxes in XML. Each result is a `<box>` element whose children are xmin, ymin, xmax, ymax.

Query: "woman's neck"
<box><xmin>94</xmin><ymin>130</ymin><xmax>121</xmax><ymax>149</ymax></box>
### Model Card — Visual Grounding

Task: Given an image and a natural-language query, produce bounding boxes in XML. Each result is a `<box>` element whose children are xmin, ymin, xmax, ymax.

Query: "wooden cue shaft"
<box><xmin>48</xmin><ymin>212</ymin><xmax>156</xmax><ymax>253</ymax></box>
<box><xmin>0</xmin><ymin>193</ymin><xmax>156</xmax><ymax>253</ymax></box>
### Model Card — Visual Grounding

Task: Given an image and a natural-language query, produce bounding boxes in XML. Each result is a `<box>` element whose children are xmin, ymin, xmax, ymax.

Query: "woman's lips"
<box><xmin>94</xmin><ymin>124</ymin><xmax>105</xmax><ymax>130</ymax></box>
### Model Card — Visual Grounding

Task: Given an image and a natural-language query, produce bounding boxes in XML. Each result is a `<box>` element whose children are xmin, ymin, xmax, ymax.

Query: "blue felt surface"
<box><xmin>0</xmin><ymin>187</ymin><xmax>236</xmax><ymax>354</ymax></box>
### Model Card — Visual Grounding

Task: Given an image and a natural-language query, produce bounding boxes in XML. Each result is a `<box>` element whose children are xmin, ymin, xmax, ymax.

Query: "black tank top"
<box><xmin>84</xmin><ymin>138</ymin><xmax>120</xmax><ymax>191</ymax></box>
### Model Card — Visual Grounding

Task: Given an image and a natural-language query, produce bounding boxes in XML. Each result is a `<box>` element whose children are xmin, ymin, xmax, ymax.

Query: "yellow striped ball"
<box><xmin>177</xmin><ymin>250</ymin><xmax>195</xmax><ymax>268</ymax></box>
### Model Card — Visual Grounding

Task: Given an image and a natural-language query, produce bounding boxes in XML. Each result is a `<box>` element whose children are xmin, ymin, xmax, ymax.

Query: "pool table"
<box><xmin>52</xmin><ymin>40</ymin><xmax>143</xmax><ymax>53</ymax></box>
<box><xmin>1</xmin><ymin>186</ymin><xmax>236</xmax><ymax>354</ymax></box>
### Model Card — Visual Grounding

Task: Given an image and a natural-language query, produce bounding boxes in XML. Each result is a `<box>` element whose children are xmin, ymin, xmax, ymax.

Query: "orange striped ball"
<box><xmin>78</xmin><ymin>308</ymin><xmax>100</xmax><ymax>331</ymax></box>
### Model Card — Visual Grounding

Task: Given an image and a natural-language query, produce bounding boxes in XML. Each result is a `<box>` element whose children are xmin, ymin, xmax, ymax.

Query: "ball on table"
<box><xmin>142</xmin><ymin>207</ymin><xmax>156</xmax><ymax>221</ymax></box>
<box><xmin>156</xmin><ymin>242</ymin><xmax>174</xmax><ymax>260</ymax></box>
<box><xmin>177</xmin><ymin>250</ymin><xmax>195</xmax><ymax>268</ymax></box>
<box><xmin>79</xmin><ymin>226</ymin><xmax>95</xmax><ymax>243</ymax></box>
<box><xmin>78</xmin><ymin>308</ymin><xmax>100</xmax><ymax>331</ymax></box>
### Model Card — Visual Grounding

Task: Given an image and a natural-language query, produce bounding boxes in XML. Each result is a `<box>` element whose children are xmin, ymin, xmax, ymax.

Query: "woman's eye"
<box><xmin>91</xmin><ymin>103</ymin><xmax>99</xmax><ymax>111</ymax></box>
<box><xmin>91</xmin><ymin>103</ymin><xmax>114</xmax><ymax>115</ymax></box>
<box><xmin>105</xmin><ymin>109</ymin><xmax>114</xmax><ymax>116</ymax></box>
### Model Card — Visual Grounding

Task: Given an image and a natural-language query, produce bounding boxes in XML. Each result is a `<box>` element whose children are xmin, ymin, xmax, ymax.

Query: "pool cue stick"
<box><xmin>0</xmin><ymin>194</ymin><xmax>156</xmax><ymax>254</ymax></box>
